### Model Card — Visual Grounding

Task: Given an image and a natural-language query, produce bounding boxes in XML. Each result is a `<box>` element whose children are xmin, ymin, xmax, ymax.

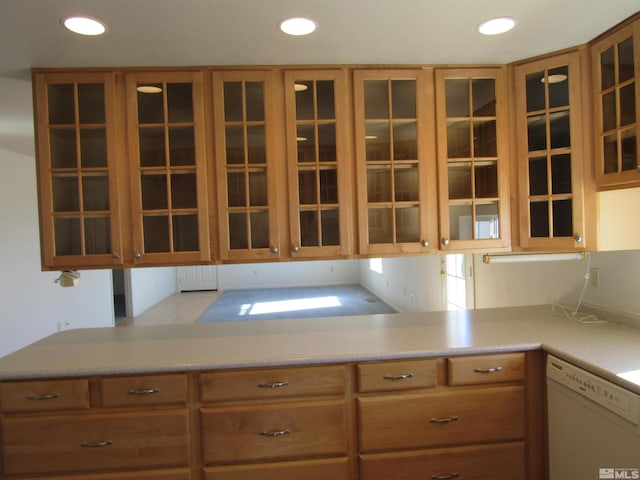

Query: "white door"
<box><xmin>177</xmin><ymin>265</ymin><xmax>218</xmax><ymax>291</ymax></box>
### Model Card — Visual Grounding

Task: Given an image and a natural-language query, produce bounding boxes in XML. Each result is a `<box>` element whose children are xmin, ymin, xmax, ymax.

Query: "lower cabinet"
<box><xmin>0</xmin><ymin>352</ymin><xmax>545</xmax><ymax>480</ymax></box>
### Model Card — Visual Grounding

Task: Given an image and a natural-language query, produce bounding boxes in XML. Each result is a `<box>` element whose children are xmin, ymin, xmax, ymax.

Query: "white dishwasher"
<box><xmin>546</xmin><ymin>355</ymin><xmax>640</xmax><ymax>480</ymax></box>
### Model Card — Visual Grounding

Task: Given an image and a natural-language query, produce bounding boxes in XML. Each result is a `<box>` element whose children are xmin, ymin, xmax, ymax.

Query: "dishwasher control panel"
<box><xmin>547</xmin><ymin>355</ymin><xmax>640</xmax><ymax>425</ymax></box>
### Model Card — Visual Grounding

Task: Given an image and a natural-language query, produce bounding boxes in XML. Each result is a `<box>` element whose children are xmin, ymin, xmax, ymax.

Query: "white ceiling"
<box><xmin>1</xmin><ymin>0</ymin><xmax>639</xmax><ymax>157</ymax></box>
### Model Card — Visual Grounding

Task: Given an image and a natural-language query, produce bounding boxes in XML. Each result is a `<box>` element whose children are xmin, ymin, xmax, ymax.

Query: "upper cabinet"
<box><xmin>435</xmin><ymin>68</ymin><xmax>511</xmax><ymax>251</ymax></box>
<box><xmin>513</xmin><ymin>51</ymin><xmax>594</xmax><ymax>251</ymax></box>
<box><xmin>125</xmin><ymin>71</ymin><xmax>210</xmax><ymax>265</ymax></box>
<box><xmin>591</xmin><ymin>20</ymin><xmax>640</xmax><ymax>189</ymax></box>
<box><xmin>284</xmin><ymin>69</ymin><xmax>353</xmax><ymax>258</ymax></box>
<box><xmin>211</xmin><ymin>71</ymin><xmax>281</xmax><ymax>262</ymax></box>
<box><xmin>34</xmin><ymin>72</ymin><xmax>124</xmax><ymax>269</ymax></box>
<box><xmin>353</xmin><ymin>69</ymin><xmax>438</xmax><ymax>256</ymax></box>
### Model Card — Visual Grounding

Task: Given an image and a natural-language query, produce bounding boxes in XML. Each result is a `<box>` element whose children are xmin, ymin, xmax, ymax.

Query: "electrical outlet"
<box><xmin>590</xmin><ymin>267</ymin><xmax>600</xmax><ymax>288</ymax></box>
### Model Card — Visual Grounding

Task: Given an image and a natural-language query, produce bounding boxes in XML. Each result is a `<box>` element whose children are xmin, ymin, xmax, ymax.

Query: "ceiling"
<box><xmin>1</xmin><ymin>0</ymin><xmax>639</xmax><ymax>157</ymax></box>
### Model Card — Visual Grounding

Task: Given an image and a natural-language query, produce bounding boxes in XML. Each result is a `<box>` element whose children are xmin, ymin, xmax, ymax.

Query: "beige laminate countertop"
<box><xmin>1</xmin><ymin>304</ymin><xmax>639</xmax><ymax>394</ymax></box>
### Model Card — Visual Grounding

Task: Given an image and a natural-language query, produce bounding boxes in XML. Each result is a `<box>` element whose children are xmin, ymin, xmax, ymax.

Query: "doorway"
<box><xmin>112</xmin><ymin>269</ymin><xmax>131</xmax><ymax>324</ymax></box>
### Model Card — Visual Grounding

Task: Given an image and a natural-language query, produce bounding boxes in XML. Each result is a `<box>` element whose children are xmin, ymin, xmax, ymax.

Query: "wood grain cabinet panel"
<box><xmin>1</xmin><ymin>410</ymin><xmax>190</xmax><ymax>475</ymax></box>
<box><xmin>201</xmin><ymin>400</ymin><xmax>348</xmax><ymax>464</ymax></box>
<box><xmin>358</xmin><ymin>385</ymin><xmax>525</xmax><ymax>453</ymax></box>
<box><xmin>357</xmin><ymin>358</ymin><xmax>443</xmax><ymax>393</ymax></box>
<box><xmin>99</xmin><ymin>374</ymin><xmax>188</xmax><ymax>407</ymax></box>
<box><xmin>203</xmin><ymin>457</ymin><xmax>350</xmax><ymax>480</ymax></box>
<box><xmin>360</xmin><ymin>441</ymin><xmax>525</xmax><ymax>480</ymax></box>
<box><xmin>0</xmin><ymin>379</ymin><xmax>89</xmax><ymax>413</ymax></box>
<box><xmin>447</xmin><ymin>352</ymin><xmax>525</xmax><ymax>386</ymax></box>
<box><xmin>15</xmin><ymin>468</ymin><xmax>192</xmax><ymax>480</ymax></box>
<box><xmin>200</xmin><ymin>365</ymin><xmax>346</xmax><ymax>402</ymax></box>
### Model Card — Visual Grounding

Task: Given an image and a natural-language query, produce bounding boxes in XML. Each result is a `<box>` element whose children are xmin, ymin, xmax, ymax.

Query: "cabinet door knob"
<box><xmin>112</xmin><ymin>252</ymin><xmax>121</xmax><ymax>260</ymax></box>
<box><xmin>271</xmin><ymin>246</ymin><xmax>279</xmax><ymax>254</ymax></box>
<box><xmin>574</xmin><ymin>234</ymin><xmax>582</xmax><ymax>243</ymax></box>
<box><xmin>291</xmin><ymin>244</ymin><xmax>300</xmax><ymax>253</ymax></box>
<box><xmin>442</xmin><ymin>238</ymin><xmax>450</xmax><ymax>246</ymax></box>
<box><xmin>422</xmin><ymin>240</ymin><xmax>430</xmax><ymax>248</ymax></box>
<box><xmin>134</xmin><ymin>251</ymin><xmax>142</xmax><ymax>260</ymax></box>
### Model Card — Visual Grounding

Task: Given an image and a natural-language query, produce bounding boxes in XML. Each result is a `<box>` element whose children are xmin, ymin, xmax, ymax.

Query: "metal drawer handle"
<box><xmin>432</xmin><ymin>473</ymin><xmax>460</xmax><ymax>480</ymax></box>
<box><xmin>473</xmin><ymin>366</ymin><xmax>503</xmax><ymax>374</ymax></box>
<box><xmin>257</xmin><ymin>381</ymin><xmax>289</xmax><ymax>389</ymax></box>
<box><xmin>127</xmin><ymin>388</ymin><xmax>161</xmax><ymax>395</ymax></box>
<box><xmin>429</xmin><ymin>416</ymin><xmax>459</xmax><ymax>424</ymax></box>
<box><xmin>383</xmin><ymin>373</ymin><xmax>414</xmax><ymax>381</ymax></box>
<box><xmin>81</xmin><ymin>440</ymin><xmax>113</xmax><ymax>448</ymax></box>
<box><xmin>27</xmin><ymin>393</ymin><xmax>61</xmax><ymax>401</ymax></box>
<box><xmin>259</xmin><ymin>429</ymin><xmax>291</xmax><ymax>437</ymax></box>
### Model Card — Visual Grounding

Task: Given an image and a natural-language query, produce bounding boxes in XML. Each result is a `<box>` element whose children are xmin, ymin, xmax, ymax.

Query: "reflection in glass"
<box><xmin>171</xmin><ymin>173</ymin><xmax>197</xmax><ymax>209</ymax></box>
<box><xmin>82</xmin><ymin>175</ymin><xmax>109</xmax><ymax>211</ymax></box>
<box><xmin>321</xmin><ymin>210</ymin><xmax>340</xmax><ymax>246</ymax></box>
<box><xmin>445</xmin><ymin>79</ymin><xmax>469</xmax><ymax>117</ymax></box>
<box><xmin>530</xmin><ymin>201</ymin><xmax>549</xmax><ymax>237</ymax></box>
<box><xmin>447</xmin><ymin>120</ymin><xmax>471</xmax><ymax>158</ymax></box>
<box><xmin>298</xmin><ymin>170</ymin><xmax>317</xmax><ymax>205</ymax></box>
<box><xmin>620</xmin><ymin>83</ymin><xmax>636</xmax><ymax>127</ymax></box>
<box><xmin>250</xmin><ymin>212</ymin><xmax>270</xmax><ymax>248</ymax></box>
<box><xmin>475</xmin><ymin>202</ymin><xmax>499</xmax><ymax>239</ymax></box>
<box><xmin>391</xmin><ymin>80</ymin><xmax>416</xmax><ymax>118</ymax></box>
<box><xmin>48</xmin><ymin>84</ymin><xmax>75</xmax><ymax>125</ymax></box>
<box><xmin>396</xmin><ymin>206</ymin><xmax>419</xmax><ymax>243</ymax></box>
<box><xmin>472</xmin><ymin>79</ymin><xmax>496</xmax><ymax>116</ymax></box>
<box><xmin>527</xmin><ymin>114</ymin><xmax>546</xmax><ymax>152</ymax></box>
<box><xmin>78</xmin><ymin>84</ymin><xmax>105</xmax><ymax>124</ymax></box>
<box><xmin>603</xmin><ymin>133</ymin><xmax>618</xmax><ymax>174</ymax></box>
<box><xmin>229</xmin><ymin>212</ymin><xmax>248</xmax><ymax>249</ymax></box>
<box><xmin>139</xmin><ymin>127</ymin><xmax>166</xmax><ymax>167</ymax></box>
<box><xmin>173</xmin><ymin>214</ymin><xmax>199</xmax><ymax>251</ymax></box>
<box><xmin>225</xmin><ymin>125</ymin><xmax>244</xmax><ymax>164</ymax></box>
<box><xmin>448</xmin><ymin>163</ymin><xmax>472</xmax><ymax>199</ymax></box>
<box><xmin>319</xmin><ymin>168</ymin><xmax>338</xmax><ymax>203</ymax></box>
<box><xmin>316</xmin><ymin>80</ymin><xmax>335</xmax><ymax>120</ymax></box>
<box><xmin>368</xmin><ymin>207</ymin><xmax>393</xmax><ymax>244</ymax></box>
<box><xmin>50</xmin><ymin>129</ymin><xmax>77</xmax><ymax>168</ymax></box>
<box><xmin>473</xmin><ymin>119</ymin><xmax>497</xmax><ymax>157</ymax></box>
<box><xmin>602</xmin><ymin>91</ymin><xmax>617</xmax><ymax>132</ymax></box>
<box><xmin>475</xmin><ymin>162</ymin><xmax>498</xmax><ymax>198</ymax></box>
<box><xmin>300</xmin><ymin>210</ymin><xmax>319</xmax><ymax>246</ymax></box>
<box><xmin>550</xmin><ymin>110</ymin><xmax>570</xmax><ymax>149</ymax></box>
<box><xmin>318</xmin><ymin>124</ymin><xmax>337</xmax><ymax>162</ymax></box>
<box><xmin>394</xmin><ymin>165</ymin><xmax>418</xmax><ymax>201</ymax></box>
<box><xmin>55</xmin><ymin>218</ymin><xmax>81</xmax><ymax>255</ymax></box>
<box><xmin>365</xmin><ymin>122</ymin><xmax>390</xmax><ymax>160</ymax></box>
<box><xmin>227</xmin><ymin>171</ymin><xmax>246</xmax><ymax>207</ymax></box>
<box><xmin>53</xmin><ymin>175</ymin><xmax>79</xmax><ymax>211</ymax></box>
<box><xmin>143</xmin><ymin>215</ymin><xmax>170</xmax><ymax>252</ymax></box>
<box><xmin>529</xmin><ymin>156</ymin><xmax>548</xmax><ymax>195</ymax></box>
<box><xmin>167</xmin><ymin>83</ymin><xmax>193</xmax><ymax>123</ymax></box>
<box><xmin>551</xmin><ymin>154</ymin><xmax>572</xmax><ymax>194</ymax></box>
<box><xmin>621</xmin><ymin>130</ymin><xmax>638</xmax><ymax>171</ymax></box>
<box><xmin>247</xmin><ymin>125</ymin><xmax>266</xmax><ymax>164</ymax></box>
<box><xmin>169</xmin><ymin>126</ymin><xmax>195</xmax><ymax>166</ymax></box>
<box><xmin>364</xmin><ymin>80</ymin><xmax>389</xmax><ymax>119</ymax></box>
<box><xmin>367</xmin><ymin>167</ymin><xmax>392</xmax><ymax>202</ymax></box>
<box><xmin>601</xmin><ymin>47</ymin><xmax>615</xmax><ymax>90</ymax></box>
<box><xmin>137</xmin><ymin>84</ymin><xmax>164</xmax><ymax>124</ymax></box>
<box><xmin>245</xmin><ymin>82</ymin><xmax>265</xmax><ymax>122</ymax></box>
<box><xmin>552</xmin><ymin>199</ymin><xmax>573</xmax><ymax>237</ymax></box>
<box><xmin>295</xmin><ymin>81</ymin><xmax>314</xmax><ymax>120</ymax></box>
<box><xmin>84</xmin><ymin>217</ymin><xmax>111</xmax><ymax>254</ymax></box>
<box><xmin>297</xmin><ymin>124</ymin><xmax>315</xmax><ymax>163</ymax></box>
<box><xmin>449</xmin><ymin>204</ymin><xmax>473</xmax><ymax>240</ymax></box>
<box><xmin>224</xmin><ymin>83</ymin><xmax>243</xmax><ymax>122</ymax></box>
<box><xmin>618</xmin><ymin>37</ymin><xmax>635</xmax><ymax>83</ymax></box>
<box><xmin>249</xmin><ymin>170</ymin><xmax>268</xmax><ymax>206</ymax></box>
<box><xmin>548</xmin><ymin>66</ymin><xmax>569</xmax><ymax>109</ymax></box>
<box><xmin>525</xmin><ymin>71</ymin><xmax>545</xmax><ymax>112</ymax></box>
<box><xmin>141</xmin><ymin>174</ymin><xmax>168</xmax><ymax>210</ymax></box>
<box><xmin>393</xmin><ymin>121</ymin><xmax>417</xmax><ymax>160</ymax></box>
<box><xmin>80</xmin><ymin>128</ymin><xmax>107</xmax><ymax>168</ymax></box>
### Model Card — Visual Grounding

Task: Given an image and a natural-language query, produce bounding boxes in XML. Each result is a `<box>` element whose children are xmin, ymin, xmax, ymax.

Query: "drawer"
<box><xmin>200</xmin><ymin>365</ymin><xmax>346</xmax><ymax>402</ymax></box>
<box><xmin>358</xmin><ymin>385</ymin><xmax>525</xmax><ymax>452</ymax></box>
<box><xmin>448</xmin><ymin>353</ymin><xmax>525</xmax><ymax>386</ymax></box>
<box><xmin>203</xmin><ymin>457</ymin><xmax>350</xmax><ymax>480</ymax></box>
<box><xmin>360</xmin><ymin>441</ymin><xmax>525</xmax><ymax>480</ymax></box>
<box><xmin>201</xmin><ymin>399</ymin><xmax>348</xmax><ymax>464</ymax></box>
<box><xmin>15</xmin><ymin>468</ymin><xmax>192</xmax><ymax>480</ymax></box>
<box><xmin>0</xmin><ymin>379</ymin><xmax>89</xmax><ymax>413</ymax></box>
<box><xmin>2</xmin><ymin>409</ymin><xmax>190</xmax><ymax>475</ymax></box>
<box><xmin>100</xmin><ymin>374</ymin><xmax>188</xmax><ymax>407</ymax></box>
<box><xmin>357</xmin><ymin>359</ymin><xmax>443</xmax><ymax>392</ymax></box>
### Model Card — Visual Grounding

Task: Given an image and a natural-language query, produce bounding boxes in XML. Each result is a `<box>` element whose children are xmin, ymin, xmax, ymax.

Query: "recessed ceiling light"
<box><xmin>279</xmin><ymin>17</ymin><xmax>317</xmax><ymax>36</ymax></box>
<box><xmin>477</xmin><ymin>17</ymin><xmax>517</xmax><ymax>36</ymax></box>
<box><xmin>136</xmin><ymin>85</ymin><xmax>163</xmax><ymax>94</ymax></box>
<box><xmin>62</xmin><ymin>16</ymin><xmax>107</xmax><ymax>36</ymax></box>
<box><xmin>542</xmin><ymin>74</ymin><xmax>568</xmax><ymax>84</ymax></box>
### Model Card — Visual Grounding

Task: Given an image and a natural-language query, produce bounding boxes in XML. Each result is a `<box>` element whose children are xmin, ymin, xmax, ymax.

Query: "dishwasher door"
<box><xmin>547</xmin><ymin>357</ymin><xmax>640</xmax><ymax>480</ymax></box>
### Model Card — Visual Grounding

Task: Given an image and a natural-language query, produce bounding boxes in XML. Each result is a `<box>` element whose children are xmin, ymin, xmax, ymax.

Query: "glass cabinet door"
<box><xmin>353</xmin><ymin>69</ymin><xmax>437</xmax><ymax>255</ymax></box>
<box><xmin>34</xmin><ymin>72</ymin><xmax>123</xmax><ymax>268</ymax></box>
<box><xmin>514</xmin><ymin>53</ymin><xmax>588</xmax><ymax>250</ymax></box>
<box><xmin>212</xmin><ymin>71</ymin><xmax>279</xmax><ymax>261</ymax></box>
<box><xmin>592</xmin><ymin>23</ymin><xmax>640</xmax><ymax>188</ymax></box>
<box><xmin>435</xmin><ymin>68</ymin><xmax>510</xmax><ymax>251</ymax></box>
<box><xmin>284</xmin><ymin>70</ymin><xmax>352</xmax><ymax>258</ymax></box>
<box><xmin>126</xmin><ymin>71</ymin><xmax>210</xmax><ymax>265</ymax></box>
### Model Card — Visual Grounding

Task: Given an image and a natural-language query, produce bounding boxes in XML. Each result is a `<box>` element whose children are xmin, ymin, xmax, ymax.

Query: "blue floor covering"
<box><xmin>197</xmin><ymin>284</ymin><xmax>397</xmax><ymax>323</ymax></box>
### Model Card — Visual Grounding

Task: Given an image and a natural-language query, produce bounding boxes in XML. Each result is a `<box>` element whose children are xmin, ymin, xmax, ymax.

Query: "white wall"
<box><xmin>0</xmin><ymin>146</ymin><xmax>115</xmax><ymax>358</ymax></box>
<box><xmin>128</xmin><ymin>267</ymin><xmax>178</xmax><ymax>317</ymax></box>
<box><xmin>359</xmin><ymin>256</ymin><xmax>444</xmax><ymax>312</ymax></box>
<box><xmin>218</xmin><ymin>259</ymin><xmax>360</xmax><ymax>290</ymax></box>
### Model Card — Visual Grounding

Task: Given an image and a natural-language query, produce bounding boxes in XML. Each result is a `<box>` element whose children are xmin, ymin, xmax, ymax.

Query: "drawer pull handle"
<box><xmin>257</xmin><ymin>381</ymin><xmax>289</xmax><ymax>389</ymax></box>
<box><xmin>473</xmin><ymin>366</ymin><xmax>503</xmax><ymax>374</ymax></box>
<box><xmin>128</xmin><ymin>388</ymin><xmax>161</xmax><ymax>395</ymax></box>
<box><xmin>432</xmin><ymin>474</ymin><xmax>460</xmax><ymax>480</ymax></box>
<box><xmin>429</xmin><ymin>416</ymin><xmax>459</xmax><ymax>424</ymax></box>
<box><xmin>26</xmin><ymin>393</ymin><xmax>61</xmax><ymax>401</ymax></box>
<box><xmin>383</xmin><ymin>373</ymin><xmax>414</xmax><ymax>381</ymax></box>
<box><xmin>259</xmin><ymin>429</ymin><xmax>291</xmax><ymax>437</ymax></box>
<box><xmin>81</xmin><ymin>440</ymin><xmax>113</xmax><ymax>448</ymax></box>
